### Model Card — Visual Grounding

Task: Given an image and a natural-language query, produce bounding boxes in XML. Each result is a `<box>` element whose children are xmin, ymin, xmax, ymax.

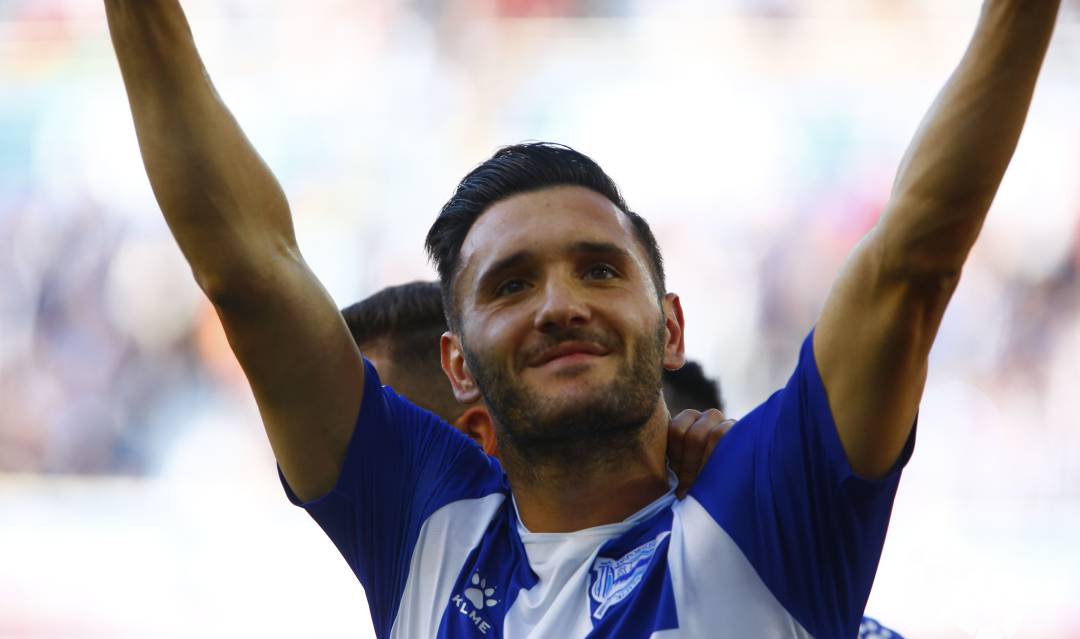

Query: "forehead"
<box><xmin>458</xmin><ymin>185</ymin><xmax>645</xmax><ymax>282</ymax></box>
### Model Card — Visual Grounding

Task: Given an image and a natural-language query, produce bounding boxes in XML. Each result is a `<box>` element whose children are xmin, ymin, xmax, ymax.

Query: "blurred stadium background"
<box><xmin>2</xmin><ymin>0</ymin><xmax>1080</xmax><ymax>637</ymax></box>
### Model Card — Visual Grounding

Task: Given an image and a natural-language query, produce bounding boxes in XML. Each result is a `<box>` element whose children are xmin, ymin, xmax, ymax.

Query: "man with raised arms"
<box><xmin>105</xmin><ymin>1</ymin><xmax>1060</xmax><ymax>636</ymax></box>
<box><xmin>342</xmin><ymin>280</ymin><xmax>903</xmax><ymax>636</ymax></box>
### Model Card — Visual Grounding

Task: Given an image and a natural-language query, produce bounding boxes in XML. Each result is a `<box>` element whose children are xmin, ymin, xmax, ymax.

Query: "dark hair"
<box><xmin>425</xmin><ymin>142</ymin><xmax>666</xmax><ymax>329</ymax></box>
<box><xmin>341</xmin><ymin>281</ymin><xmax>461</xmax><ymax>419</ymax></box>
<box><xmin>662</xmin><ymin>360</ymin><xmax>726</xmax><ymax>414</ymax></box>
<box><xmin>342</xmin><ymin>280</ymin><xmax>446</xmax><ymax>350</ymax></box>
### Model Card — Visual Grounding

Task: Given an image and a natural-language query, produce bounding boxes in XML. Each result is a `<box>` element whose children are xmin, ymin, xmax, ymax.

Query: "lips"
<box><xmin>528</xmin><ymin>341</ymin><xmax>610</xmax><ymax>367</ymax></box>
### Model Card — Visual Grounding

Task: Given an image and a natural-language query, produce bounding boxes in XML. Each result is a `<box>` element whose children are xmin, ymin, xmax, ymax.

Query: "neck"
<box><xmin>500</xmin><ymin>403</ymin><xmax>671</xmax><ymax>533</ymax></box>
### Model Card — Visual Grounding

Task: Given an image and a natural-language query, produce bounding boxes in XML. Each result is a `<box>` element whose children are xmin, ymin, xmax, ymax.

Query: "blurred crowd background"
<box><xmin>2</xmin><ymin>0</ymin><xmax>1080</xmax><ymax>637</ymax></box>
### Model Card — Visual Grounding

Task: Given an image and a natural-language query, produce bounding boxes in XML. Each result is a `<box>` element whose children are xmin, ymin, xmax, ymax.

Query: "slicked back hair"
<box><xmin>662</xmin><ymin>360</ymin><xmax>726</xmax><ymax>414</ymax></box>
<box><xmin>424</xmin><ymin>142</ymin><xmax>667</xmax><ymax>331</ymax></box>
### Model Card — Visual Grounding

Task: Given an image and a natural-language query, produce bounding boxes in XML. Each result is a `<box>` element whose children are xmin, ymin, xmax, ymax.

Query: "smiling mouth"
<box><xmin>539</xmin><ymin>351</ymin><xmax>604</xmax><ymax>368</ymax></box>
<box><xmin>528</xmin><ymin>341</ymin><xmax>611</xmax><ymax>368</ymax></box>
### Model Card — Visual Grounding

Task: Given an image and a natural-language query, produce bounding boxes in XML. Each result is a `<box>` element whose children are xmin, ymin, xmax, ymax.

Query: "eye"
<box><xmin>584</xmin><ymin>264</ymin><xmax>619</xmax><ymax>280</ymax></box>
<box><xmin>494</xmin><ymin>278</ymin><xmax>528</xmax><ymax>297</ymax></box>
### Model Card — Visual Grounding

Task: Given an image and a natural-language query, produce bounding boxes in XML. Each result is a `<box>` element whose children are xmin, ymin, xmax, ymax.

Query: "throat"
<box><xmin>500</xmin><ymin>419</ymin><xmax>671</xmax><ymax>533</ymax></box>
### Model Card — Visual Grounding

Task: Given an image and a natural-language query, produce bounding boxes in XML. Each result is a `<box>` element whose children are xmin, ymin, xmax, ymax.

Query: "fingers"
<box><xmin>675</xmin><ymin>409</ymin><xmax>724</xmax><ymax>499</ymax></box>
<box><xmin>701</xmin><ymin>417</ymin><xmax>736</xmax><ymax>474</ymax></box>
<box><xmin>666</xmin><ymin>409</ymin><xmax>701</xmax><ymax>475</ymax></box>
<box><xmin>674</xmin><ymin>409</ymin><xmax>733</xmax><ymax>500</ymax></box>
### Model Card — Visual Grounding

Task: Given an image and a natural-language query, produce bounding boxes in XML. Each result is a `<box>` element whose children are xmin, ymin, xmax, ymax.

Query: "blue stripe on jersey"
<box><xmin>859</xmin><ymin>616</ymin><xmax>905</xmax><ymax>639</ymax></box>
<box><xmin>687</xmin><ymin>331</ymin><xmax>915</xmax><ymax>639</ymax></box>
<box><xmin>280</xmin><ymin>359</ymin><xmax>506</xmax><ymax>637</ymax></box>
<box><xmin>436</xmin><ymin>502</ymin><xmax>538</xmax><ymax>637</ymax></box>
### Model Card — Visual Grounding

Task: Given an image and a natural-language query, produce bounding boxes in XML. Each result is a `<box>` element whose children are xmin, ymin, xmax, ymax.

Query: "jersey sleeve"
<box><xmin>279</xmin><ymin>358</ymin><xmax>504</xmax><ymax>637</ymax></box>
<box><xmin>688</xmin><ymin>330</ymin><xmax>915</xmax><ymax>639</ymax></box>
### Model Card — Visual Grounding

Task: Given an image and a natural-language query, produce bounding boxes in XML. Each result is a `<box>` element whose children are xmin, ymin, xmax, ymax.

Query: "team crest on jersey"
<box><xmin>589</xmin><ymin>531</ymin><xmax>670</xmax><ymax>620</ymax></box>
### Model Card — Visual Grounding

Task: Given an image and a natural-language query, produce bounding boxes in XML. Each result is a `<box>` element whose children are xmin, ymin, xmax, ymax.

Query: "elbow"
<box><xmin>881</xmin><ymin>253</ymin><xmax>965</xmax><ymax>294</ymax></box>
<box><xmin>874</xmin><ymin>216</ymin><xmax>977</xmax><ymax>294</ymax></box>
<box><xmin>193</xmin><ymin>266</ymin><xmax>259</xmax><ymax>310</ymax></box>
<box><xmin>192</xmin><ymin>248</ymin><xmax>298</xmax><ymax>310</ymax></box>
<box><xmin>193</xmin><ymin>268</ymin><xmax>251</xmax><ymax>309</ymax></box>
<box><xmin>876</xmin><ymin>249</ymin><xmax>963</xmax><ymax>332</ymax></box>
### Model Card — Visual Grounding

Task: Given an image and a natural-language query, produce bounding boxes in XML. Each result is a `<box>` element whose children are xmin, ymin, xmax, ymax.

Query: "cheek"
<box><xmin>606</xmin><ymin>296</ymin><xmax>658</xmax><ymax>332</ymax></box>
<box><xmin>466</xmin><ymin>310</ymin><xmax>527</xmax><ymax>363</ymax></box>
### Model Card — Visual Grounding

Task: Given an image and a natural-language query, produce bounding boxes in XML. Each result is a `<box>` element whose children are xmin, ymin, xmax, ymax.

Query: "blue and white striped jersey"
<box><xmin>283</xmin><ymin>332</ymin><xmax>913</xmax><ymax>638</ymax></box>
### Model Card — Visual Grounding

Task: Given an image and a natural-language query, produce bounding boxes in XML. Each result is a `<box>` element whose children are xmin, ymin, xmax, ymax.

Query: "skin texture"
<box><xmin>439</xmin><ymin>187</ymin><xmax>687</xmax><ymax>531</ymax></box>
<box><xmin>813</xmin><ymin>0</ymin><xmax>1061</xmax><ymax>478</ymax></box>
<box><xmin>460</xmin><ymin>292</ymin><xmax>667</xmax><ymax>482</ymax></box>
<box><xmin>105</xmin><ymin>0</ymin><xmax>363</xmax><ymax>502</ymax></box>
<box><xmin>106</xmin><ymin>0</ymin><xmax>1061</xmax><ymax>520</ymax></box>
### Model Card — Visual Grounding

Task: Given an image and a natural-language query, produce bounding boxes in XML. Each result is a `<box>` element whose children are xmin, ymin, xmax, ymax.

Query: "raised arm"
<box><xmin>815</xmin><ymin>0</ymin><xmax>1060</xmax><ymax>478</ymax></box>
<box><xmin>105</xmin><ymin>0</ymin><xmax>364</xmax><ymax>500</ymax></box>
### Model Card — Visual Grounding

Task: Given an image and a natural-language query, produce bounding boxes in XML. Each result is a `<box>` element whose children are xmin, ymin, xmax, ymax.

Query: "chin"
<box><xmin>541</xmin><ymin>389</ymin><xmax>604</xmax><ymax>414</ymax></box>
<box><xmin>528</xmin><ymin>370</ymin><xmax>613</xmax><ymax>400</ymax></box>
<box><xmin>531</xmin><ymin>379</ymin><xmax>630</xmax><ymax>423</ymax></box>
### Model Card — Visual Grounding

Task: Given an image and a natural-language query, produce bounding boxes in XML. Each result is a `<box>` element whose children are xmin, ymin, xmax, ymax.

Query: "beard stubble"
<box><xmin>463</xmin><ymin>315</ymin><xmax>668</xmax><ymax>481</ymax></box>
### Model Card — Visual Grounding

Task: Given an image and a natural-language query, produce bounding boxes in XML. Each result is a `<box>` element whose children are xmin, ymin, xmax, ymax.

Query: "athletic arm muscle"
<box><xmin>814</xmin><ymin>0</ymin><xmax>1060</xmax><ymax>478</ymax></box>
<box><xmin>105</xmin><ymin>0</ymin><xmax>364</xmax><ymax>501</ymax></box>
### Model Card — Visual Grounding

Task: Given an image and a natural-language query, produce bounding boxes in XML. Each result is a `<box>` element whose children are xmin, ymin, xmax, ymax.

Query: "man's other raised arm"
<box><xmin>815</xmin><ymin>0</ymin><xmax>1060</xmax><ymax>478</ymax></box>
<box><xmin>105</xmin><ymin>0</ymin><xmax>364</xmax><ymax>501</ymax></box>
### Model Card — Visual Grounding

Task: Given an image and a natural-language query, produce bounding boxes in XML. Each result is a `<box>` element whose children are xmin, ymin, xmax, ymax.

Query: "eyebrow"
<box><xmin>474</xmin><ymin>250</ymin><xmax>534</xmax><ymax>294</ymax></box>
<box><xmin>569</xmin><ymin>241</ymin><xmax>633</xmax><ymax>261</ymax></box>
<box><xmin>474</xmin><ymin>241</ymin><xmax>635</xmax><ymax>293</ymax></box>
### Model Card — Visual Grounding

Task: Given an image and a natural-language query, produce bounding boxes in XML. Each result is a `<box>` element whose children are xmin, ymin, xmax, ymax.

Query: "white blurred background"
<box><xmin>2</xmin><ymin>0</ymin><xmax>1080</xmax><ymax>637</ymax></box>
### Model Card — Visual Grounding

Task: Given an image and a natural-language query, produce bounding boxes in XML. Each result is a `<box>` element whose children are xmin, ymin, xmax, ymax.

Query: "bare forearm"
<box><xmin>882</xmin><ymin>0</ymin><xmax>1060</xmax><ymax>276</ymax></box>
<box><xmin>814</xmin><ymin>0</ymin><xmax>1060</xmax><ymax>478</ymax></box>
<box><xmin>105</xmin><ymin>0</ymin><xmax>295</xmax><ymax>296</ymax></box>
<box><xmin>107</xmin><ymin>1</ymin><xmax>368</xmax><ymax>502</ymax></box>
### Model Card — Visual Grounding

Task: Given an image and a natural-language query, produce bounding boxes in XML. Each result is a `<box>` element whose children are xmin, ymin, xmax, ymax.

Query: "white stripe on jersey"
<box><xmin>666</xmin><ymin>496</ymin><xmax>812</xmax><ymax>637</ymax></box>
<box><xmin>391</xmin><ymin>493</ymin><xmax>506</xmax><ymax>639</ymax></box>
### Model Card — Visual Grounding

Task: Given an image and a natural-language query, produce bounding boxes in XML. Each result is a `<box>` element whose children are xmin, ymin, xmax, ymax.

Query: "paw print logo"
<box><xmin>464</xmin><ymin>573</ymin><xmax>498</xmax><ymax>610</ymax></box>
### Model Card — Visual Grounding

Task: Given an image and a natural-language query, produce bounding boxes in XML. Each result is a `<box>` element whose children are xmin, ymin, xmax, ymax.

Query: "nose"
<box><xmin>534</xmin><ymin>275</ymin><xmax>590</xmax><ymax>333</ymax></box>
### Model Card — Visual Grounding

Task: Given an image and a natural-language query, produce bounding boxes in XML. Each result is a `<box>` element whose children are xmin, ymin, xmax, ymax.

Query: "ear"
<box><xmin>661</xmin><ymin>292</ymin><xmax>686</xmax><ymax>371</ymax></box>
<box><xmin>441</xmin><ymin>330</ymin><xmax>482</xmax><ymax>404</ymax></box>
<box><xmin>453</xmin><ymin>405</ymin><xmax>499</xmax><ymax>458</ymax></box>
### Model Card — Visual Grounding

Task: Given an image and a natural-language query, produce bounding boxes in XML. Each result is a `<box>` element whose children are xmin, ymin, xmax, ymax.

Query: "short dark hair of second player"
<box><xmin>342</xmin><ymin>280</ymin><xmax>445</xmax><ymax>354</ymax></box>
<box><xmin>340</xmin><ymin>281</ymin><xmax>463</xmax><ymax>419</ymax></box>
<box><xmin>662</xmin><ymin>361</ymin><xmax>725</xmax><ymax>414</ymax></box>
<box><xmin>424</xmin><ymin>142</ymin><xmax>667</xmax><ymax>330</ymax></box>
